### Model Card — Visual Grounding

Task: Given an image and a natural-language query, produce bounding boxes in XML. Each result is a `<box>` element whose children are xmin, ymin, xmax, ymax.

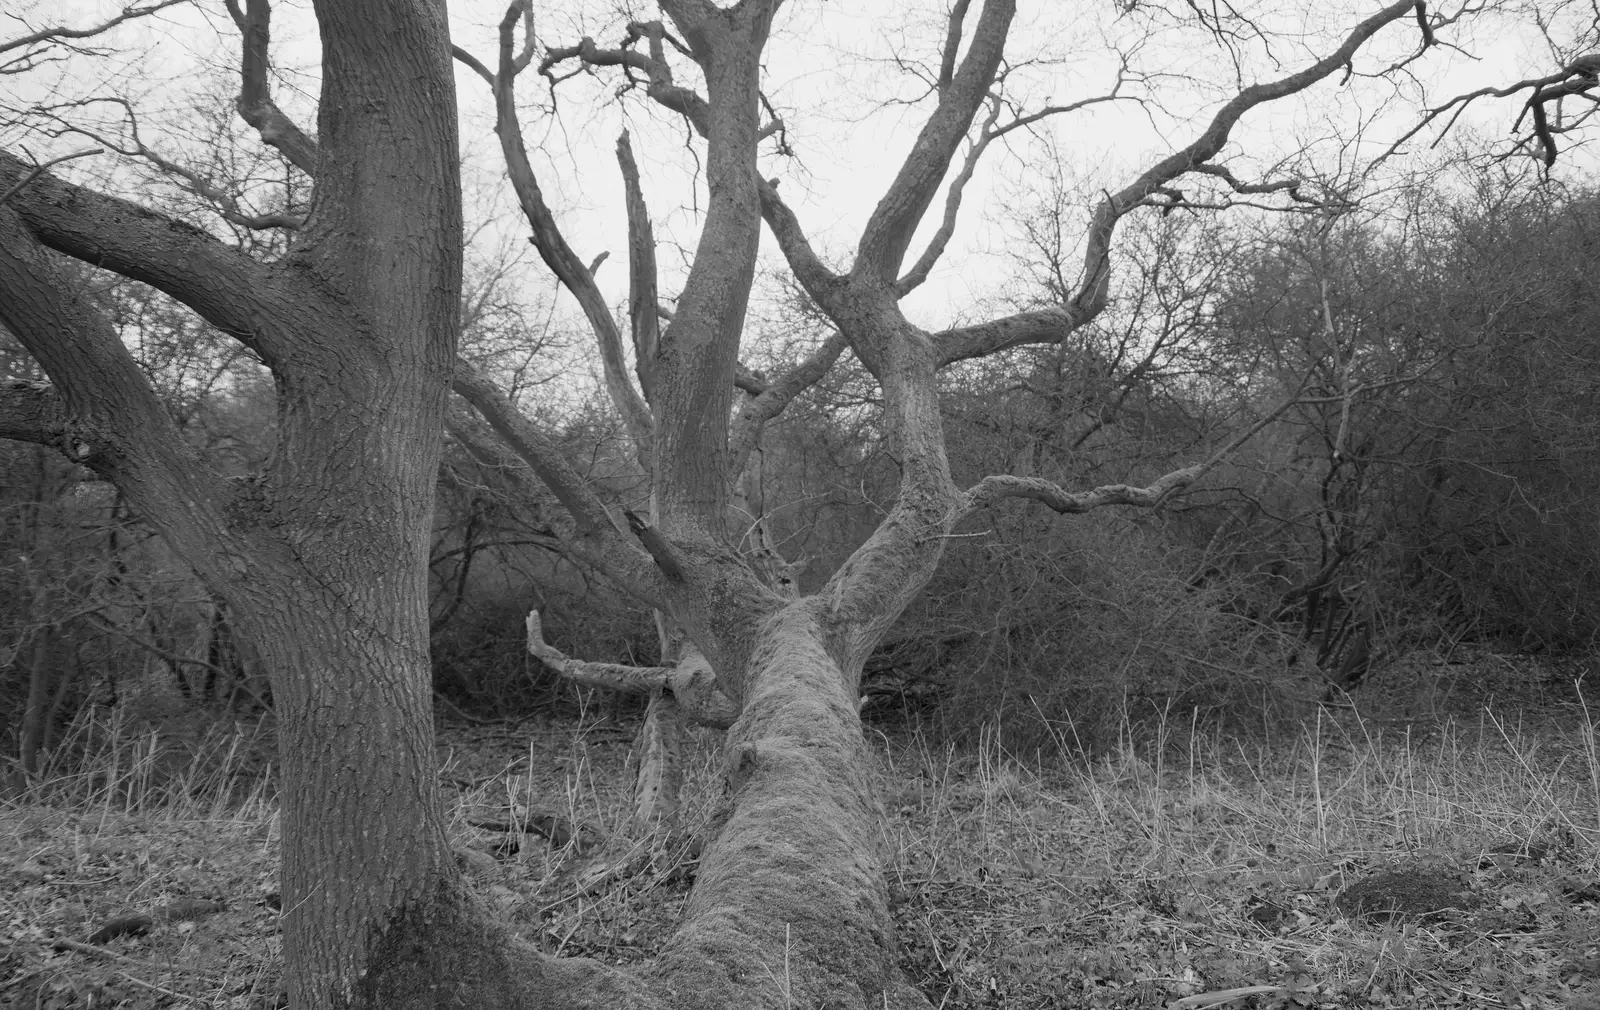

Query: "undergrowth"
<box><xmin>2</xmin><ymin>662</ymin><xmax>1598</xmax><ymax>1009</ymax></box>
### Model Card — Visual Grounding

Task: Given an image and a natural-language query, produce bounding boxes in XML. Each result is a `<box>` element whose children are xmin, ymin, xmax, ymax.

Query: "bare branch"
<box><xmin>931</xmin><ymin>305</ymin><xmax>1096</xmax><ymax>367</ymax></box>
<box><xmin>1073</xmin><ymin>0</ymin><xmax>1419</xmax><ymax>314</ymax></box>
<box><xmin>525</xmin><ymin>610</ymin><xmax>736</xmax><ymax>727</ymax></box>
<box><xmin>1188</xmin><ymin>163</ymin><xmax>1317</xmax><ymax>201</ymax></box>
<box><xmin>0</xmin><ymin>151</ymin><xmax>285</xmax><ymax>360</ymax></box>
<box><xmin>897</xmin><ymin>58</ymin><xmax>1142</xmax><ymax>296</ymax></box>
<box><xmin>457</xmin><ymin>2</ymin><xmax>653</xmax><ymax>446</ymax></box>
<box><xmin>729</xmin><ymin>330</ymin><xmax>849</xmax><ymax>474</ymax></box>
<box><xmin>0</xmin><ymin>147</ymin><xmax>101</xmax><ymax>207</ymax></box>
<box><xmin>618</xmin><ymin>131</ymin><xmax>661</xmax><ymax>404</ymax></box>
<box><xmin>0</xmin><ymin>0</ymin><xmax>188</xmax><ymax>56</ymax></box>
<box><xmin>854</xmin><ymin>0</ymin><xmax>1015</xmax><ymax>284</ymax></box>
<box><xmin>450</xmin><ymin>361</ymin><xmax>631</xmax><ymax>547</ymax></box>
<box><xmin>1414</xmin><ymin>0</ymin><xmax>1434</xmax><ymax>48</ymax></box>
<box><xmin>758</xmin><ymin>178</ymin><xmax>845</xmax><ymax>297</ymax></box>
<box><xmin>1520</xmin><ymin>54</ymin><xmax>1600</xmax><ymax>165</ymax></box>
<box><xmin>936</xmin><ymin>0</ymin><xmax>1421</xmax><ymax>365</ymax></box>
<box><xmin>959</xmin><ymin>381</ymin><xmax>1309</xmax><ymax>520</ymax></box>
<box><xmin>1378</xmin><ymin>66</ymin><xmax>1579</xmax><ymax>163</ymax></box>
<box><xmin>47</xmin><ymin>99</ymin><xmax>302</xmax><ymax>230</ymax></box>
<box><xmin>526</xmin><ymin>608</ymin><xmax>675</xmax><ymax>689</ymax></box>
<box><xmin>223</xmin><ymin>0</ymin><xmax>318</xmax><ymax>176</ymax></box>
<box><xmin>82</xmin><ymin>613</ymin><xmax>230</xmax><ymax>677</ymax></box>
<box><xmin>451</xmin><ymin>44</ymin><xmax>494</xmax><ymax>85</ymax></box>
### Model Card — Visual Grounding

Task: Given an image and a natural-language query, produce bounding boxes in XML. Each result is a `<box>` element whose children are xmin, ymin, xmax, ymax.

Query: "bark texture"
<box><xmin>651</xmin><ymin>603</ymin><xmax>926</xmax><ymax>1010</ymax></box>
<box><xmin>0</xmin><ymin>0</ymin><xmax>481</xmax><ymax>1003</ymax></box>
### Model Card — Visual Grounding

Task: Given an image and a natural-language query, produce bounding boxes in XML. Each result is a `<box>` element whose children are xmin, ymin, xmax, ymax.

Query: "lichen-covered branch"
<box><xmin>961</xmin><ymin>468</ymin><xmax>1204</xmax><ymax>517</ymax></box>
<box><xmin>526</xmin><ymin>610</ymin><xmax>736</xmax><ymax>728</ymax></box>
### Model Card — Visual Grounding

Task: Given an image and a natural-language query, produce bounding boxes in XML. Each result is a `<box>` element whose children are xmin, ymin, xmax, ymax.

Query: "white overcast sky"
<box><xmin>4</xmin><ymin>1</ymin><xmax>1594</xmax><ymax>357</ymax></box>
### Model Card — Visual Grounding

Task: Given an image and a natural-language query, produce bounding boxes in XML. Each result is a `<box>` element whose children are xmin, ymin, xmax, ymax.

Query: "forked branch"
<box><xmin>959</xmin><ymin>381</ymin><xmax>1310</xmax><ymax>519</ymax></box>
<box><xmin>758</xmin><ymin>179</ymin><xmax>845</xmax><ymax>297</ymax></box>
<box><xmin>0</xmin><ymin>0</ymin><xmax>187</xmax><ymax>58</ymax></box>
<box><xmin>541</xmin><ymin>21</ymin><xmax>712</xmax><ymax>136</ymax></box>
<box><xmin>1379</xmin><ymin>53</ymin><xmax>1600</xmax><ymax>167</ymax></box>
<box><xmin>935</xmin><ymin>0</ymin><xmax>1423</xmax><ymax>365</ymax></box>
<box><xmin>454</xmin><ymin>1</ymin><xmax>654</xmax><ymax>446</ymax></box>
<box><xmin>0</xmin><ymin>203</ymin><xmax>233</xmax><ymax>511</ymax></box>
<box><xmin>893</xmin><ymin>75</ymin><xmax>1135</xmax><ymax>298</ymax></box>
<box><xmin>223</xmin><ymin>0</ymin><xmax>318</xmax><ymax>176</ymax></box>
<box><xmin>729</xmin><ymin>330</ymin><xmax>850</xmax><ymax>476</ymax></box>
<box><xmin>854</xmin><ymin>0</ymin><xmax>1015</xmax><ymax>284</ymax></box>
<box><xmin>525</xmin><ymin>610</ymin><xmax>736</xmax><ymax>727</ymax></box>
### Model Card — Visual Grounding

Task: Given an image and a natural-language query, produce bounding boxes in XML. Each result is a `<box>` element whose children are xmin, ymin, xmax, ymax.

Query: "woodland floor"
<box><xmin>2</xmin><ymin>650</ymin><xmax>1599</xmax><ymax>1009</ymax></box>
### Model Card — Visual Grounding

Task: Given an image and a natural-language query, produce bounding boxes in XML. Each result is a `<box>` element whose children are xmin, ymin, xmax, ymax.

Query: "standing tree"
<box><xmin>0</xmin><ymin>0</ymin><xmax>481</xmax><ymax>1005</ymax></box>
<box><xmin>0</xmin><ymin>0</ymin><xmax>1482</xmax><ymax>1007</ymax></box>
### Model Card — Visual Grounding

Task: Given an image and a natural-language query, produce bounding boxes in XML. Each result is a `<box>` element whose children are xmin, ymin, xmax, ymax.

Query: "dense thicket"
<box><xmin>6</xmin><ymin>174</ymin><xmax>1598</xmax><ymax>757</ymax></box>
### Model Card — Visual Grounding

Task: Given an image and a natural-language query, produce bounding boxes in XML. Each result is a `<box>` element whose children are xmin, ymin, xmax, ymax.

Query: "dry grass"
<box><xmin>876</xmin><ymin>701</ymin><xmax>1600</xmax><ymax>1008</ymax></box>
<box><xmin>2</xmin><ymin>666</ymin><xmax>1598</xmax><ymax>1009</ymax></box>
<box><xmin>1</xmin><ymin>707</ymin><xmax>282</xmax><ymax>1008</ymax></box>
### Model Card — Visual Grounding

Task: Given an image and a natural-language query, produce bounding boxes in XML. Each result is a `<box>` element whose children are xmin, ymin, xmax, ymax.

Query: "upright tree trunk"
<box><xmin>221</xmin><ymin>497</ymin><xmax>455</xmax><ymax>1003</ymax></box>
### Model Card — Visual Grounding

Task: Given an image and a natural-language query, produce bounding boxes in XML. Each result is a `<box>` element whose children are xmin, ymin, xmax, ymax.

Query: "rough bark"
<box><xmin>0</xmin><ymin>0</ymin><xmax>482</xmax><ymax>1004</ymax></box>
